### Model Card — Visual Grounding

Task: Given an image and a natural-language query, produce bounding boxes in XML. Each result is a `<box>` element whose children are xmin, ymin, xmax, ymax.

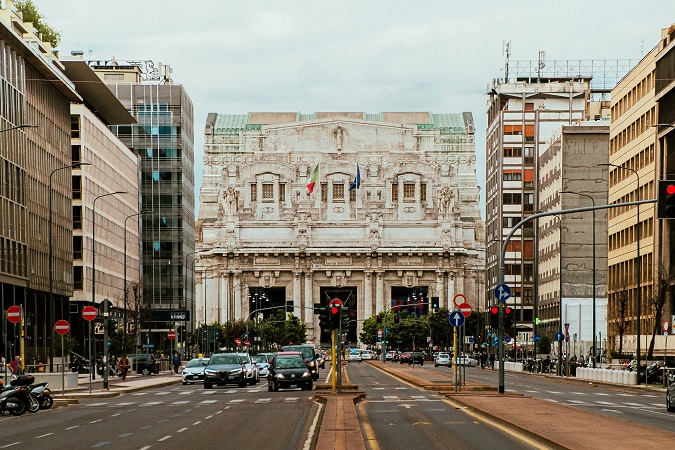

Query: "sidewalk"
<box><xmin>367</xmin><ymin>360</ymin><xmax>675</xmax><ymax>449</ymax></box>
<box><xmin>53</xmin><ymin>371</ymin><xmax>182</xmax><ymax>400</ymax></box>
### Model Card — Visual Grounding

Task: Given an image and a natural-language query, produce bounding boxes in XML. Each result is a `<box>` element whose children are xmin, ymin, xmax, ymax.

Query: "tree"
<box><xmin>647</xmin><ymin>264</ymin><xmax>675</xmax><ymax>360</ymax></box>
<box><xmin>14</xmin><ymin>1</ymin><xmax>61</xmax><ymax>47</ymax></box>
<box><xmin>613</xmin><ymin>289</ymin><xmax>631</xmax><ymax>356</ymax></box>
<box><xmin>358</xmin><ymin>312</ymin><xmax>385</xmax><ymax>346</ymax></box>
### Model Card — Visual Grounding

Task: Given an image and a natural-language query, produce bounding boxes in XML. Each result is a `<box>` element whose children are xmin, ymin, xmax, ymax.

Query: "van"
<box><xmin>126</xmin><ymin>354</ymin><xmax>157</xmax><ymax>376</ymax></box>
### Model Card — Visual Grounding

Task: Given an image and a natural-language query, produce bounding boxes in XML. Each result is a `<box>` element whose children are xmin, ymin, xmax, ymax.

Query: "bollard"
<box><xmin>612</xmin><ymin>369</ymin><xmax>619</xmax><ymax>384</ymax></box>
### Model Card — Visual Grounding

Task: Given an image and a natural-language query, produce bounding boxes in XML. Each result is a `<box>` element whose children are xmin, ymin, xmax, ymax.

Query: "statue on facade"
<box><xmin>439</xmin><ymin>186</ymin><xmax>454</xmax><ymax>214</ymax></box>
<box><xmin>222</xmin><ymin>186</ymin><xmax>238</xmax><ymax>216</ymax></box>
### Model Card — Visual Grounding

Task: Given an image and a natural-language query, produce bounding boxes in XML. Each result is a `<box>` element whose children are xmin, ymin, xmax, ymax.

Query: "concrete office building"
<box><xmin>196</xmin><ymin>112</ymin><xmax>484</xmax><ymax>346</ymax></box>
<box><xmin>89</xmin><ymin>61</ymin><xmax>195</xmax><ymax>354</ymax></box>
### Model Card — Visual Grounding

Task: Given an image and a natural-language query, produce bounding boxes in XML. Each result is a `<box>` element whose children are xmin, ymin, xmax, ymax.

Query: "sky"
<box><xmin>37</xmin><ymin>1</ymin><xmax>675</xmax><ymax>218</ymax></box>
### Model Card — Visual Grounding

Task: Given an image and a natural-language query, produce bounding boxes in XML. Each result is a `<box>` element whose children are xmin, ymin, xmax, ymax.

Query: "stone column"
<box><xmin>221</xmin><ymin>274</ymin><xmax>229</xmax><ymax>324</ymax></box>
<box><xmin>376</xmin><ymin>272</ymin><xmax>385</xmax><ymax>314</ymax></box>
<box><xmin>304</xmin><ymin>272</ymin><xmax>315</xmax><ymax>341</ymax></box>
<box><xmin>293</xmin><ymin>271</ymin><xmax>302</xmax><ymax>319</ymax></box>
<box><xmin>447</xmin><ymin>272</ymin><xmax>455</xmax><ymax>309</ymax></box>
<box><xmin>364</xmin><ymin>272</ymin><xmax>373</xmax><ymax>317</ymax></box>
<box><xmin>197</xmin><ymin>271</ymin><xmax>205</xmax><ymax>328</ymax></box>
<box><xmin>234</xmin><ymin>272</ymin><xmax>242</xmax><ymax>320</ymax></box>
<box><xmin>435</xmin><ymin>271</ymin><xmax>444</xmax><ymax>308</ymax></box>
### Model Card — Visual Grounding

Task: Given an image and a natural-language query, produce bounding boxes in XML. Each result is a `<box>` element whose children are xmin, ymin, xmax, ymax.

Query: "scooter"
<box><xmin>0</xmin><ymin>385</ymin><xmax>29</xmax><ymax>416</ymax></box>
<box><xmin>29</xmin><ymin>382</ymin><xmax>53</xmax><ymax>410</ymax></box>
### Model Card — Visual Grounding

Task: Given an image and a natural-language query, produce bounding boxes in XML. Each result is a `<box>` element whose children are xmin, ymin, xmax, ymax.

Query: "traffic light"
<box><xmin>431</xmin><ymin>296</ymin><xmax>439</xmax><ymax>310</ymax></box>
<box><xmin>393</xmin><ymin>314</ymin><xmax>400</xmax><ymax>324</ymax></box>
<box><xmin>285</xmin><ymin>301</ymin><xmax>294</xmax><ymax>313</ymax></box>
<box><xmin>490</xmin><ymin>306</ymin><xmax>499</xmax><ymax>329</ymax></box>
<box><xmin>329</xmin><ymin>301</ymin><xmax>341</xmax><ymax>330</ymax></box>
<box><xmin>504</xmin><ymin>306</ymin><xmax>514</xmax><ymax>329</ymax></box>
<box><xmin>658</xmin><ymin>180</ymin><xmax>675</xmax><ymax>219</ymax></box>
<box><xmin>318</xmin><ymin>306</ymin><xmax>330</xmax><ymax>333</ymax></box>
<box><xmin>341</xmin><ymin>306</ymin><xmax>349</xmax><ymax>330</ymax></box>
<box><xmin>376</xmin><ymin>314</ymin><xmax>383</xmax><ymax>324</ymax></box>
<box><xmin>108</xmin><ymin>319</ymin><xmax>118</xmax><ymax>334</ymax></box>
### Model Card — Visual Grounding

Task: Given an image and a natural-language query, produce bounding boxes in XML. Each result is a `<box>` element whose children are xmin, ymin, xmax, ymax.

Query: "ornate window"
<box><xmin>391</xmin><ymin>183</ymin><xmax>398</xmax><ymax>201</ymax></box>
<box><xmin>279</xmin><ymin>183</ymin><xmax>286</xmax><ymax>202</ymax></box>
<box><xmin>420</xmin><ymin>183</ymin><xmax>427</xmax><ymax>202</ymax></box>
<box><xmin>321</xmin><ymin>183</ymin><xmax>328</xmax><ymax>202</ymax></box>
<box><xmin>333</xmin><ymin>183</ymin><xmax>344</xmax><ymax>202</ymax></box>
<box><xmin>262</xmin><ymin>183</ymin><xmax>273</xmax><ymax>201</ymax></box>
<box><xmin>250</xmin><ymin>183</ymin><xmax>257</xmax><ymax>202</ymax></box>
<box><xmin>403</xmin><ymin>183</ymin><xmax>415</xmax><ymax>201</ymax></box>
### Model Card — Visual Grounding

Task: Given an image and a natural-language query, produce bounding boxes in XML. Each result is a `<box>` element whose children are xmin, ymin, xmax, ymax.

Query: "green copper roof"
<box><xmin>213</xmin><ymin>114</ymin><xmax>248</xmax><ymax>134</ymax></box>
<box><xmin>432</xmin><ymin>114</ymin><xmax>466</xmax><ymax>134</ymax></box>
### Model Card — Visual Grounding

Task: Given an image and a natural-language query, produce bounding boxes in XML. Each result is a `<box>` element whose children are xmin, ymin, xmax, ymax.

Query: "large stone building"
<box><xmin>196</xmin><ymin>112</ymin><xmax>484</xmax><ymax>346</ymax></box>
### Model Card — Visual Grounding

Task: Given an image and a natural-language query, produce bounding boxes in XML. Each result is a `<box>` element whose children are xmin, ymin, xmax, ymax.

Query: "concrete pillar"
<box><xmin>376</xmin><ymin>272</ymin><xmax>385</xmax><ymax>314</ymax></box>
<box><xmin>447</xmin><ymin>272</ymin><xmax>455</xmax><ymax>308</ymax></box>
<box><xmin>304</xmin><ymin>272</ymin><xmax>315</xmax><ymax>340</ymax></box>
<box><xmin>233</xmin><ymin>272</ymin><xmax>242</xmax><ymax>320</ymax></box>
<box><xmin>293</xmin><ymin>271</ymin><xmax>302</xmax><ymax>319</ymax></box>
<box><xmin>364</xmin><ymin>272</ymin><xmax>373</xmax><ymax>317</ymax></box>
<box><xmin>221</xmin><ymin>275</ymin><xmax>229</xmax><ymax>324</ymax></box>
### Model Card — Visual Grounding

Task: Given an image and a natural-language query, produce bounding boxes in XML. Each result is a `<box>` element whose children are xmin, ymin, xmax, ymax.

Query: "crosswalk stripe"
<box><xmin>87</xmin><ymin>403</ymin><xmax>108</xmax><ymax>407</ymax></box>
<box><xmin>624</xmin><ymin>402</ymin><xmax>645</xmax><ymax>406</ymax></box>
<box><xmin>284</xmin><ymin>397</ymin><xmax>299</xmax><ymax>402</ymax></box>
<box><xmin>172</xmin><ymin>401</ymin><xmax>190</xmax><ymax>405</ymax></box>
<box><xmin>142</xmin><ymin>402</ymin><xmax>163</xmax><ymax>406</ymax></box>
<box><xmin>200</xmin><ymin>400</ymin><xmax>217</xmax><ymax>404</ymax></box>
<box><xmin>179</xmin><ymin>391</ymin><xmax>192</xmax><ymax>395</ymax></box>
<box><xmin>229</xmin><ymin>399</ymin><xmax>245</xmax><ymax>403</ymax></box>
<box><xmin>255</xmin><ymin>399</ymin><xmax>271</xmax><ymax>403</ymax></box>
<box><xmin>595</xmin><ymin>401</ymin><xmax>616</xmax><ymax>405</ymax></box>
<box><xmin>115</xmin><ymin>402</ymin><xmax>135</xmax><ymax>406</ymax></box>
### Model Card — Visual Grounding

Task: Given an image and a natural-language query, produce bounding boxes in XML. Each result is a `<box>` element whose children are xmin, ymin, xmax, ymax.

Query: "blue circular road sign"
<box><xmin>447</xmin><ymin>311</ymin><xmax>465</xmax><ymax>328</ymax></box>
<box><xmin>533</xmin><ymin>334</ymin><xmax>541</xmax><ymax>343</ymax></box>
<box><xmin>504</xmin><ymin>335</ymin><xmax>512</xmax><ymax>343</ymax></box>
<box><xmin>555</xmin><ymin>332</ymin><xmax>564</xmax><ymax>342</ymax></box>
<box><xmin>494</xmin><ymin>284</ymin><xmax>511</xmax><ymax>303</ymax></box>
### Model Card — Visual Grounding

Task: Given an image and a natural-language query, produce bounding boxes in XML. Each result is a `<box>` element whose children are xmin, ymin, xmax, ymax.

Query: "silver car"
<box><xmin>181</xmin><ymin>357</ymin><xmax>209</xmax><ymax>385</ymax></box>
<box><xmin>251</xmin><ymin>354</ymin><xmax>270</xmax><ymax>378</ymax></box>
<box><xmin>434</xmin><ymin>352</ymin><xmax>451</xmax><ymax>367</ymax></box>
<box><xmin>237</xmin><ymin>353</ymin><xmax>260</xmax><ymax>385</ymax></box>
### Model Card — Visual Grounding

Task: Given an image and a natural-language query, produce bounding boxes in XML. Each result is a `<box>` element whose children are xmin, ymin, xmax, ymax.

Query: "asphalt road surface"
<box><xmin>346</xmin><ymin>362</ymin><xmax>544</xmax><ymax>450</ymax></box>
<box><xmin>0</xmin><ymin>381</ymin><xmax>320</xmax><ymax>449</ymax></box>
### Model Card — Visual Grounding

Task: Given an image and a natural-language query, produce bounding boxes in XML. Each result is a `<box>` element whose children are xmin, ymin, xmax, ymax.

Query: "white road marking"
<box><xmin>383</xmin><ymin>396</ymin><xmax>399</xmax><ymax>399</ymax></box>
<box><xmin>255</xmin><ymin>398</ymin><xmax>272</xmax><ymax>403</ymax></box>
<box><xmin>570</xmin><ymin>392</ymin><xmax>585</xmax><ymax>395</ymax></box>
<box><xmin>652</xmin><ymin>403</ymin><xmax>665</xmax><ymax>407</ymax></box>
<box><xmin>215</xmin><ymin>410</ymin><xmax>222</xmax><ymax>414</ymax></box>
<box><xmin>111</xmin><ymin>413</ymin><xmax>120</xmax><ymax>417</ymax></box>
<box><xmin>410</xmin><ymin>396</ymin><xmax>427</xmax><ymax>399</ymax></box>
<box><xmin>543</xmin><ymin>399</ymin><xmax>559</xmax><ymax>403</ymax></box>
<box><xmin>158</xmin><ymin>436</ymin><xmax>171</xmax><ymax>442</ymax></box>
<box><xmin>524</xmin><ymin>390</ymin><xmax>539</xmax><ymax>393</ymax></box>
<box><xmin>284</xmin><ymin>397</ymin><xmax>299</xmax><ymax>402</ymax></box>
<box><xmin>35</xmin><ymin>433</ymin><xmax>53</xmax><ymax>439</ymax></box>
<box><xmin>0</xmin><ymin>443</ymin><xmax>21</xmax><ymax>448</ymax></box>
<box><xmin>192</xmin><ymin>421</ymin><xmax>202</xmax><ymax>425</ymax></box>
<box><xmin>568</xmin><ymin>400</ymin><xmax>586</xmax><ymax>404</ymax></box>
<box><xmin>545</xmin><ymin>391</ymin><xmax>562</xmax><ymax>394</ymax></box>
<box><xmin>172</xmin><ymin>401</ymin><xmax>189</xmax><ymax>405</ymax></box>
<box><xmin>201</xmin><ymin>391</ymin><xmax>216</xmax><ymax>395</ymax></box>
<box><xmin>155</xmin><ymin>392</ymin><xmax>170</xmax><ymax>395</ymax></box>
<box><xmin>139</xmin><ymin>446</ymin><xmax>151</xmax><ymax>450</ymax></box>
<box><xmin>616</xmin><ymin>393</ymin><xmax>634</xmax><ymax>397</ymax></box>
<box><xmin>199</xmin><ymin>400</ymin><xmax>217</xmax><ymax>404</ymax></box>
<box><xmin>118</xmin><ymin>433</ymin><xmax>134</xmax><ymax>438</ymax></box>
<box><xmin>131</xmin><ymin>392</ymin><xmax>148</xmax><ymax>396</ymax></box>
<box><xmin>229</xmin><ymin>399</ymin><xmax>244</xmax><ymax>403</ymax></box>
<box><xmin>179</xmin><ymin>391</ymin><xmax>192</xmax><ymax>395</ymax></box>
<box><xmin>177</xmin><ymin>428</ymin><xmax>188</xmax><ymax>433</ymax></box>
<box><xmin>90</xmin><ymin>419</ymin><xmax>103</xmax><ymax>424</ymax></box>
<box><xmin>394</xmin><ymin>387</ymin><xmax>407</xmax><ymax>390</ymax></box>
<box><xmin>373</xmin><ymin>387</ymin><xmax>385</xmax><ymax>390</ymax></box>
<box><xmin>303</xmin><ymin>402</ymin><xmax>323</xmax><ymax>450</ymax></box>
<box><xmin>142</xmin><ymin>402</ymin><xmax>163</xmax><ymax>406</ymax></box>
<box><xmin>595</xmin><ymin>401</ymin><xmax>617</xmax><ymax>405</ymax></box>
<box><xmin>65</xmin><ymin>426</ymin><xmax>79</xmax><ymax>430</ymax></box>
<box><xmin>204</xmin><ymin>415</ymin><xmax>213</xmax><ymax>419</ymax></box>
<box><xmin>116</xmin><ymin>402</ymin><xmax>135</xmax><ymax>406</ymax></box>
<box><xmin>595</xmin><ymin>393</ymin><xmax>609</xmax><ymax>396</ymax></box>
<box><xmin>624</xmin><ymin>402</ymin><xmax>646</xmax><ymax>407</ymax></box>
<box><xmin>601</xmin><ymin>408</ymin><xmax>622</xmax><ymax>414</ymax></box>
<box><xmin>87</xmin><ymin>402</ymin><xmax>108</xmax><ymax>407</ymax></box>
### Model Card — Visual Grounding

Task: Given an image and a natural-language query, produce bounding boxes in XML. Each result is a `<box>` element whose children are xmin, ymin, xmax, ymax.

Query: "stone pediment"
<box><xmin>258</xmin><ymin>118</ymin><xmax>417</xmax><ymax>153</ymax></box>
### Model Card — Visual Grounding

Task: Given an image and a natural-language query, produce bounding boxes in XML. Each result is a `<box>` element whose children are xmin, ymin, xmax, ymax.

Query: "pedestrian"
<box><xmin>172</xmin><ymin>353</ymin><xmax>181</xmax><ymax>375</ymax></box>
<box><xmin>8</xmin><ymin>356</ymin><xmax>21</xmax><ymax>375</ymax></box>
<box><xmin>489</xmin><ymin>353</ymin><xmax>495</xmax><ymax>371</ymax></box>
<box><xmin>119</xmin><ymin>355</ymin><xmax>130</xmax><ymax>381</ymax></box>
<box><xmin>110</xmin><ymin>354</ymin><xmax>118</xmax><ymax>371</ymax></box>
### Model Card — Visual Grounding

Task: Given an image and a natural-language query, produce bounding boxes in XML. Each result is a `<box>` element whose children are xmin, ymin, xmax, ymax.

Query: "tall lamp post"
<box><xmin>599</xmin><ymin>163</ymin><xmax>641</xmax><ymax>381</ymax></box>
<box><xmin>184</xmin><ymin>251</ymin><xmax>200</xmax><ymax>357</ymax></box>
<box><xmin>123</xmin><ymin>210</ymin><xmax>147</xmax><ymax>355</ymax></box>
<box><xmin>49</xmin><ymin>161</ymin><xmax>90</xmax><ymax>372</ymax></box>
<box><xmin>92</xmin><ymin>191</ymin><xmax>127</xmax><ymax>389</ymax></box>
<box><xmin>562</xmin><ymin>190</ymin><xmax>596</xmax><ymax>368</ymax></box>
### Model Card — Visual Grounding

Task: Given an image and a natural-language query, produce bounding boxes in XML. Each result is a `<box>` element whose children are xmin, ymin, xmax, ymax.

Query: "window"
<box><xmin>279</xmin><ymin>183</ymin><xmax>286</xmax><ymax>202</ymax></box>
<box><xmin>71</xmin><ymin>145</ymin><xmax>81</xmax><ymax>162</ymax></box>
<box><xmin>71</xmin><ymin>115</ymin><xmax>80</xmax><ymax>139</ymax></box>
<box><xmin>104</xmin><ymin>73</ymin><xmax>125</xmax><ymax>81</ymax></box>
<box><xmin>503</xmin><ymin>193</ymin><xmax>521</xmax><ymax>204</ymax></box>
<box><xmin>321</xmin><ymin>183</ymin><xmax>328</xmax><ymax>202</ymax></box>
<box><xmin>262</xmin><ymin>183</ymin><xmax>273</xmax><ymax>201</ymax></box>
<box><xmin>350</xmin><ymin>187</ymin><xmax>356</xmax><ymax>202</ymax></box>
<box><xmin>333</xmin><ymin>183</ymin><xmax>344</xmax><ymax>202</ymax></box>
<box><xmin>505</xmin><ymin>264</ymin><xmax>521</xmax><ymax>275</ymax></box>
<box><xmin>503</xmin><ymin>172</ymin><xmax>522</xmax><ymax>181</ymax></box>
<box><xmin>503</xmin><ymin>147</ymin><xmax>522</xmax><ymax>157</ymax></box>
<box><xmin>525</xmin><ymin>102</ymin><xmax>535</xmax><ymax>111</ymax></box>
<box><xmin>73</xmin><ymin>236</ymin><xmax>83</xmax><ymax>260</ymax></box>
<box><xmin>403</xmin><ymin>183</ymin><xmax>415</xmax><ymax>200</ymax></box>
<box><xmin>503</xmin><ymin>125</ymin><xmax>522</xmax><ymax>135</ymax></box>
<box><xmin>250</xmin><ymin>184</ymin><xmax>257</xmax><ymax>202</ymax></box>
<box><xmin>74</xmin><ymin>266</ymin><xmax>83</xmax><ymax>290</ymax></box>
<box><xmin>73</xmin><ymin>206</ymin><xmax>82</xmax><ymax>230</ymax></box>
<box><xmin>72</xmin><ymin>176</ymin><xmax>82</xmax><ymax>199</ymax></box>
<box><xmin>420</xmin><ymin>183</ymin><xmax>427</xmax><ymax>202</ymax></box>
<box><xmin>523</xmin><ymin>147</ymin><xmax>534</xmax><ymax>164</ymax></box>
<box><xmin>391</xmin><ymin>183</ymin><xmax>398</xmax><ymax>201</ymax></box>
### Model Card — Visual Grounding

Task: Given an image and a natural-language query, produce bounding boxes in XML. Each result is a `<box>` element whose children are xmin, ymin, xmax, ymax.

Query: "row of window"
<box><xmin>611</xmin><ymin>70</ymin><xmax>655</xmax><ymax>122</ymax></box>
<box><xmin>608</xmin><ymin>144</ymin><xmax>654</xmax><ymax>188</ymax></box>
<box><xmin>608</xmin><ymin>180</ymin><xmax>653</xmax><ymax>220</ymax></box>
<box><xmin>607</xmin><ymin>252</ymin><xmax>653</xmax><ymax>291</ymax></box>
<box><xmin>248</xmin><ymin>182</ymin><xmax>430</xmax><ymax>203</ymax></box>
<box><xmin>608</xmin><ymin>217</ymin><xmax>654</xmax><ymax>252</ymax></box>
<box><xmin>609</xmin><ymin>106</ymin><xmax>656</xmax><ymax>155</ymax></box>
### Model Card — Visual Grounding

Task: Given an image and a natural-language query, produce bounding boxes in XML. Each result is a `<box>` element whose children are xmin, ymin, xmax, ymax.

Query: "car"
<box><xmin>237</xmin><ymin>353</ymin><xmax>260</xmax><ymax>385</ymax></box>
<box><xmin>281</xmin><ymin>345</ymin><xmax>320</xmax><ymax>380</ymax></box>
<box><xmin>348</xmin><ymin>349</ymin><xmax>362</xmax><ymax>362</ymax></box>
<box><xmin>268</xmin><ymin>353</ymin><xmax>313</xmax><ymax>391</ymax></box>
<box><xmin>126</xmin><ymin>354</ymin><xmax>158</xmax><ymax>376</ymax></box>
<box><xmin>250</xmin><ymin>354</ymin><xmax>270</xmax><ymax>378</ymax></box>
<box><xmin>400</xmin><ymin>351</ymin><xmax>424</xmax><ymax>365</ymax></box>
<box><xmin>434</xmin><ymin>353</ymin><xmax>451</xmax><ymax>367</ymax></box>
<box><xmin>181</xmin><ymin>357</ymin><xmax>209</xmax><ymax>384</ymax></box>
<box><xmin>385</xmin><ymin>351</ymin><xmax>394</xmax><ymax>361</ymax></box>
<box><xmin>455</xmin><ymin>355</ymin><xmax>478</xmax><ymax>367</ymax></box>
<box><xmin>667</xmin><ymin>373</ymin><xmax>675</xmax><ymax>412</ymax></box>
<box><xmin>258</xmin><ymin>352</ymin><xmax>276</xmax><ymax>364</ymax></box>
<box><xmin>360</xmin><ymin>350</ymin><xmax>375</xmax><ymax>360</ymax></box>
<box><xmin>203</xmin><ymin>353</ymin><xmax>247</xmax><ymax>389</ymax></box>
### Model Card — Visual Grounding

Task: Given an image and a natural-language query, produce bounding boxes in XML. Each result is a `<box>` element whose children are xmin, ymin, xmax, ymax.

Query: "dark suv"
<box><xmin>127</xmin><ymin>354</ymin><xmax>158</xmax><ymax>376</ymax></box>
<box><xmin>268</xmin><ymin>352</ymin><xmax>313</xmax><ymax>391</ymax></box>
<box><xmin>281</xmin><ymin>345</ymin><xmax>319</xmax><ymax>380</ymax></box>
<box><xmin>400</xmin><ymin>351</ymin><xmax>424</xmax><ymax>365</ymax></box>
<box><xmin>203</xmin><ymin>353</ymin><xmax>247</xmax><ymax>389</ymax></box>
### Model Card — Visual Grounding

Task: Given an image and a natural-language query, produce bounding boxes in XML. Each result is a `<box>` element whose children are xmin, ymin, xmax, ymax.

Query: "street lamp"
<box><xmin>184</xmin><ymin>251</ymin><xmax>201</xmax><ymax>356</ymax></box>
<box><xmin>49</xmin><ymin>162</ymin><xmax>90</xmax><ymax>372</ymax></box>
<box><xmin>123</xmin><ymin>210</ymin><xmax>148</xmax><ymax>355</ymax></box>
<box><xmin>0</xmin><ymin>124</ymin><xmax>36</xmax><ymax>133</ymax></box>
<box><xmin>599</xmin><ymin>162</ymin><xmax>641</xmax><ymax>382</ymax></box>
<box><xmin>562</xmin><ymin>190</ymin><xmax>596</xmax><ymax>368</ymax></box>
<box><xmin>92</xmin><ymin>191</ymin><xmax>127</xmax><ymax>389</ymax></box>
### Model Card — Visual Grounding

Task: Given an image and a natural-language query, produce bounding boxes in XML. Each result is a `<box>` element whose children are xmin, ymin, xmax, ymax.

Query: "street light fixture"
<box><xmin>49</xmin><ymin>162</ymin><xmax>90</xmax><ymax>372</ymax></box>
<box><xmin>92</xmin><ymin>191</ymin><xmax>128</xmax><ymax>389</ymax></box>
<box><xmin>184</xmin><ymin>251</ymin><xmax>201</xmax><ymax>356</ymax></box>
<box><xmin>598</xmin><ymin>162</ymin><xmax>641</xmax><ymax>382</ymax></box>
<box><xmin>0</xmin><ymin>124</ymin><xmax>37</xmax><ymax>133</ymax></box>
<box><xmin>123</xmin><ymin>210</ymin><xmax>148</xmax><ymax>354</ymax></box>
<box><xmin>562</xmin><ymin>190</ymin><xmax>596</xmax><ymax>368</ymax></box>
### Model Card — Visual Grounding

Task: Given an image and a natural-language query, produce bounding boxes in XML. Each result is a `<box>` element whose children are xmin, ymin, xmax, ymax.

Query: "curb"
<box><xmin>54</xmin><ymin>377</ymin><xmax>182</xmax><ymax>403</ymax></box>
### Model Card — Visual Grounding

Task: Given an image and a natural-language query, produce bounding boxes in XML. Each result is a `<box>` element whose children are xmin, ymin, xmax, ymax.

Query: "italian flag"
<box><xmin>307</xmin><ymin>163</ymin><xmax>320</xmax><ymax>194</ymax></box>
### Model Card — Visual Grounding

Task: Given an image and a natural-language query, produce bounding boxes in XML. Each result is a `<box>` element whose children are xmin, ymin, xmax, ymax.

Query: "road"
<box><xmin>346</xmin><ymin>362</ymin><xmax>543</xmax><ymax>450</ymax></box>
<box><xmin>464</xmin><ymin>366</ymin><xmax>675</xmax><ymax>432</ymax></box>
<box><xmin>0</xmin><ymin>381</ymin><xmax>320</xmax><ymax>449</ymax></box>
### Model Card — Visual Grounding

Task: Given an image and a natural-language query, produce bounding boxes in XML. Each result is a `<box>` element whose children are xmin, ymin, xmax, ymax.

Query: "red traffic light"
<box><xmin>504</xmin><ymin>307</ymin><xmax>512</xmax><ymax>314</ymax></box>
<box><xmin>668</xmin><ymin>184</ymin><xmax>675</xmax><ymax>195</ymax></box>
<box><xmin>330</xmin><ymin>306</ymin><xmax>340</xmax><ymax>315</ymax></box>
<box><xmin>490</xmin><ymin>306</ymin><xmax>499</xmax><ymax>315</ymax></box>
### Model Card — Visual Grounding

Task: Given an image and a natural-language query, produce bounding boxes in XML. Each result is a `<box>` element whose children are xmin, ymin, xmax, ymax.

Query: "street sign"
<box><xmin>555</xmin><ymin>332</ymin><xmax>564</xmax><ymax>342</ymax></box>
<box><xmin>55</xmin><ymin>319</ymin><xmax>70</xmax><ymax>335</ymax></box>
<box><xmin>493</xmin><ymin>336</ymin><xmax>499</xmax><ymax>346</ymax></box>
<box><xmin>94</xmin><ymin>323</ymin><xmax>105</xmax><ymax>335</ymax></box>
<box><xmin>458</xmin><ymin>302</ymin><xmax>472</xmax><ymax>317</ymax></box>
<box><xmin>453</xmin><ymin>293</ymin><xmax>466</xmax><ymax>307</ymax></box>
<box><xmin>6</xmin><ymin>305</ymin><xmax>21</xmax><ymax>324</ymax></box>
<box><xmin>244</xmin><ymin>340</ymin><xmax>250</xmax><ymax>347</ymax></box>
<box><xmin>82</xmin><ymin>306</ymin><xmax>98</xmax><ymax>321</ymax></box>
<box><xmin>98</xmin><ymin>299</ymin><xmax>114</xmax><ymax>317</ymax></box>
<box><xmin>494</xmin><ymin>284</ymin><xmax>511</xmax><ymax>303</ymax></box>
<box><xmin>168</xmin><ymin>330</ymin><xmax>176</xmax><ymax>340</ymax></box>
<box><xmin>664</xmin><ymin>320</ymin><xmax>669</xmax><ymax>333</ymax></box>
<box><xmin>504</xmin><ymin>335</ymin><xmax>511</xmax><ymax>343</ymax></box>
<box><xmin>447</xmin><ymin>311</ymin><xmax>465</xmax><ymax>327</ymax></box>
<box><xmin>533</xmin><ymin>334</ymin><xmax>541</xmax><ymax>343</ymax></box>
<box><xmin>235</xmin><ymin>337</ymin><xmax>241</xmax><ymax>346</ymax></box>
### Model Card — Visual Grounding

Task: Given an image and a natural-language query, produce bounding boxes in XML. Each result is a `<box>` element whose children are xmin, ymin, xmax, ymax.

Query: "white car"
<box><xmin>434</xmin><ymin>353</ymin><xmax>451</xmax><ymax>367</ymax></box>
<box><xmin>250</xmin><ymin>354</ymin><xmax>270</xmax><ymax>378</ymax></box>
<box><xmin>360</xmin><ymin>350</ymin><xmax>375</xmax><ymax>360</ymax></box>
<box><xmin>237</xmin><ymin>353</ymin><xmax>260</xmax><ymax>384</ymax></box>
<box><xmin>181</xmin><ymin>357</ymin><xmax>209</xmax><ymax>384</ymax></box>
<box><xmin>348</xmin><ymin>350</ymin><xmax>362</xmax><ymax>362</ymax></box>
<box><xmin>455</xmin><ymin>355</ymin><xmax>478</xmax><ymax>367</ymax></box>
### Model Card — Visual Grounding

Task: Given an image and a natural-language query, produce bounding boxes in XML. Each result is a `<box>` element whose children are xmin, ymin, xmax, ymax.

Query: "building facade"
<box><xmin>0</xmin><ymin>2</ymin><xmax>80</xmax><ymax>366</ymax></box>
<box><xmin>196</xmin><ymin>112</ymin><xmax>484</xmax><ymax>346</ymax></box>
<box><xmin>538</xmin><ymin>124</ymin><xmax>609</xmax><ymax>356</ymax></box>
<box><xmin>90</xmin><ymin>61</ymin><xmax>195</xmax><ymax>354</ymax></box>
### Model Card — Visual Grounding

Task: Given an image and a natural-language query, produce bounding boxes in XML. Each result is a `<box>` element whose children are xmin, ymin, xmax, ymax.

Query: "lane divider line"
<box><xmin>302</xmin><ymin>401</ymin><xmax>323</xmax><ymax>450</ymax></box>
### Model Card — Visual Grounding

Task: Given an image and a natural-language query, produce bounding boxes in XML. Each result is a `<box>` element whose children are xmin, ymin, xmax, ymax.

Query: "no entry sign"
<box><xmin>6</xmin><ymin>305</ymin><xmax>21</xmax><ymax>324</ymax></box>
<box><xmin>167</xmin><ymin>330</ymin><xmax>176</xmax><ymax>340</ymax></box>
<box><xmin>82</xmin><ymin>306</ymin><xmax>98</xmax><ymax>321</ymax></box>
<box><xmin>55</xmin><ymin>319</ymin><xmax>70</xmax><ymax>335</ymax></box>
<box><xmin>458</xmin><ymin>302</ymin><xmax>473</xmax><ymax>317</ymax></box>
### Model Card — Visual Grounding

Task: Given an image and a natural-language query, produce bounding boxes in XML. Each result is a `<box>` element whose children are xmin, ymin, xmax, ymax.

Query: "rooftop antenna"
<box><xmin>503</xmin><ymin>40</ymin><xmax>511</xmax><ymax>83</ymax></box>
<box><xmin>537</xmin><ymin>50</ymin><xmax>546</xmax><ymax>78</ymax></box>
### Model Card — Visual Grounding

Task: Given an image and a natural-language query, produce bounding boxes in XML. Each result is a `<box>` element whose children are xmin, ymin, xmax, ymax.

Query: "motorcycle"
<box><xmin>29</xmin><ymin>382</ymin><xmax>53</xmax><ymax>410</ymax></box>
<box><xmin>0</xmin><ymin>385</ymin><xmax>30</xmax><ymax>416</ymax></box>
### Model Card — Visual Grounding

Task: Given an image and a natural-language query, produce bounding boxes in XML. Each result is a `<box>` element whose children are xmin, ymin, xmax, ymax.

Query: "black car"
<box><xmin>203</xmin><ymin>353</ymin><xmax>247</xmax><ymax>389</ymax></box>
<box><xmin>268</xmin><ymin>352</ymin><xmax>313</xmax><ymax>391</ymax></box>
<box><xmin>667</xmin><ymin>373</ymin><xmax>675</xmax><ymax>412</ymax></box>
<box><xmin>400</xmin><ymin>351</ymin><xmax>424</xmax><ymax>365</ymax></box>
<box><xmin>281</xmin><ymin>345</ymin><xmax>319</xmax><ymax>380</ymax></box>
